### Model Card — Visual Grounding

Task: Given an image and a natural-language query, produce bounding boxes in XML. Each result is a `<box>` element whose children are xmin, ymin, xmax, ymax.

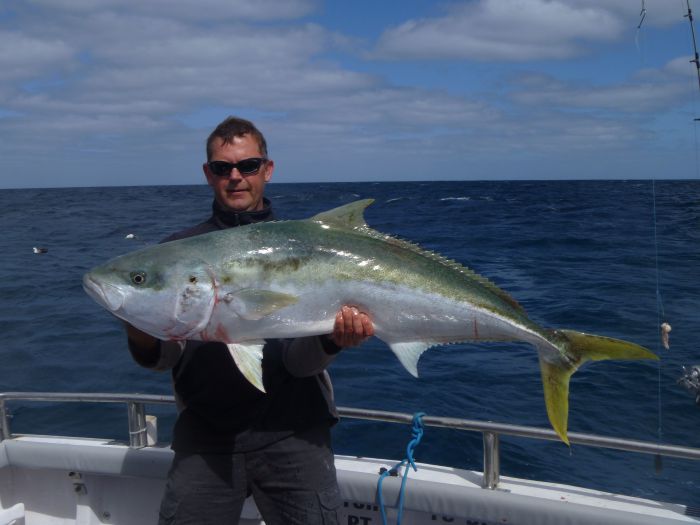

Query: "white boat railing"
<box><xmin>1</xmin><ymin>391</ymin><xmax>699</xmax><ymax>490</ymax></box>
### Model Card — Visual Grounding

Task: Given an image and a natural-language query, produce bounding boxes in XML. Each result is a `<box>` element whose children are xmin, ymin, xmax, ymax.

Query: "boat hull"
<box><xmin>1</xmin><ymin>435</ymin><xmax>697</xmax><ymax>525</ymax></box>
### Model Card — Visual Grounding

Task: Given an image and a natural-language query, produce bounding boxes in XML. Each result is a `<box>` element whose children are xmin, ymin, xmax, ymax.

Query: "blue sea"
<box><xmin>1</xmin><ymin>180</ymin><xmax>699</xmax><ymax>506</ymax></box>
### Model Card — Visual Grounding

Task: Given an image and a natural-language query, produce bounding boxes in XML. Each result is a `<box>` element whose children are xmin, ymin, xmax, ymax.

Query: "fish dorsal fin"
<box><xmin>310</xmin><ymin>199</ymin><xmax>374</xmax><ymax>229</ymax></box>
<box><xmin>362</xmin><ymin>229</ymin><xmax>526</xmax><ymax>315</ymax></box>
<box><xmin>312</xmin><ymin>198</ymin><xmax>524</xmax><ymax>315</ymax></box>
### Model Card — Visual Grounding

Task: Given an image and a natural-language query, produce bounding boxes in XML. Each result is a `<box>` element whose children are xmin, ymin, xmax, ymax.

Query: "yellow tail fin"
<box><xmin>539</xmin><ymin>329</ymin><xmax>658</xmax><ymax>445</ymax></box>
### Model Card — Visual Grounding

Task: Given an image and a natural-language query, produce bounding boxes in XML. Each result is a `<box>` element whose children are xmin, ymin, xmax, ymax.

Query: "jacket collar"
<box><xmin>211</xmin><ymin>197</ymin><xmax>275</xmax><ymax>228</ymax></box>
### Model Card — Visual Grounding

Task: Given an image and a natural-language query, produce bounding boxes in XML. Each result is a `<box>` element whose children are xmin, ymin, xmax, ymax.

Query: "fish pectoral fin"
<box><xmin>227</xmin><ymin>341</ymin><xmax>266</xmax><ymax>393</ymax></box>
<box><xmin>225</xmin><ymin>289</ymin><xmax>299</xmax><ymax>321</ymax></box>
<box><xmin>387</xmin><ymin>341</ymin><xmax>436</xmax><ymax>378</ymax></box>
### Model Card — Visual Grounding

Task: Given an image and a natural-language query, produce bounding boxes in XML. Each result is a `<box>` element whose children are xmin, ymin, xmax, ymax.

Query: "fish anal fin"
<box><xmin>388</xmin><ymin>341</ymin><xmax>437</xmax><ymax>378</ymax></box>
<box><xmin>227</xmin><ymin>341</ymin><xmax>266</xmax><ymax>392</ymax></box>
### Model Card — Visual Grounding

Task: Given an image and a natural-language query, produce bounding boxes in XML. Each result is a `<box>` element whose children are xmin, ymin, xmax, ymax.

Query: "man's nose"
<box><xmin>227</xmin><ymin>167</ymin><xmax>244</xmax><ymax>181</ymax></box>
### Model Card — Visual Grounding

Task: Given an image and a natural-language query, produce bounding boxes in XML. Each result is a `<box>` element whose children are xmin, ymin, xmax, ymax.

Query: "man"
<box><xmin>125</xmin><ymin>116</ymin><xmax>374</xmax><ymax>525</ymax></box>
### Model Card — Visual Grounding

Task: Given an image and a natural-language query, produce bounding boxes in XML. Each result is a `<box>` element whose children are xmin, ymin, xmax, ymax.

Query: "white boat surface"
<box><xmin>0</xmin><ymin>392</ymin><xmax>698</xmax><ymax>525</ymax></box>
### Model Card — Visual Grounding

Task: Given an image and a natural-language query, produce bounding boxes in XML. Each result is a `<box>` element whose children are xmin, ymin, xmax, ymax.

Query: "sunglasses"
<box><xmin>208</xmin><ymin>157</ymin><xmax>267</xmax><ymax>177</ymax></box>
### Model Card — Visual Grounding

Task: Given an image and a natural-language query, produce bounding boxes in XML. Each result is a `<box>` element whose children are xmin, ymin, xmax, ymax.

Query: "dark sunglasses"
<box><xmin>208</xmin><ymin>157</ymin><xmax>267</xmax><ymax>177</ymax></box>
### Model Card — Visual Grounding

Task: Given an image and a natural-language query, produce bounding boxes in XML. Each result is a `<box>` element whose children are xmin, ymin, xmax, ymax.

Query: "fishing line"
<box><xmin>630</xmin><ymin>0</ymin><xmax>700</xmax><ymax>475</ymax></box>
<box><xmin>638</xmin><ymin>1</ymin><xmax>669</xmax><ymax>473</ymax></box>
<box><xmin>652</xmin><ymin>0</ymin><xmax>700</xmax><ymax>472</ymax></box>
<box><xmin>636</xmin><ymin>0</ymin><xmax>665</xmax><ymax>473</ymax></box>
<box><xmin>651</xmin><ymin>178</ymin><xmax>665</xmax><ymax>473</ymax></box>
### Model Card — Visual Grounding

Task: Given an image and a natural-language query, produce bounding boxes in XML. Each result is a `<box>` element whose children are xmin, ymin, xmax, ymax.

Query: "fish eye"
<box><xmin>189</xmin><ymin>276</ymin><xmax>197</xmax><ymax>284</ymax></box>
<box><xmin>130</xmin><ymin>271</ymin><xmax>147</xmax><ymax>285</ymax></box>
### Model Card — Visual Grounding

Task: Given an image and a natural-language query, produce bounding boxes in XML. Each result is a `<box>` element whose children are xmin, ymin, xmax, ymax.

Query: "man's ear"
<box><xmin>263</xmin><ymin>159</ymin><xmax>274</xmax><ymax>183</ymax></box>
<box><xmin>203</xmin><ymin>163</ymin><xmax>215</xmax><ymax>187</ymax></box>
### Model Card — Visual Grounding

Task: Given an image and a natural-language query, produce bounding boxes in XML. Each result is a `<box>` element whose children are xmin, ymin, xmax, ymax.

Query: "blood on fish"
<box><xmin>214</xmin><ymin>324</ymin><xmax>230</xmax><ymax>342</ymax></box>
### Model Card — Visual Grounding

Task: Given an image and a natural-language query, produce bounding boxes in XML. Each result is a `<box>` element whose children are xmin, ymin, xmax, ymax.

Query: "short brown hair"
<box><xmin>206</xmin><ymin>116</ymin><xmax>268</xmax><ymax>160</ymax></box>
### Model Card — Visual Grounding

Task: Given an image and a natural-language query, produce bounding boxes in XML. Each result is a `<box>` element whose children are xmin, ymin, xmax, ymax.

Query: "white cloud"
<box><xmin>77</xmin><ymin>16</ymin><xmax>327</xmax><ymax>68</ymax></box>
<box><xmin>372</xmin><ymin>0</ymin><xmax>686</xmax><ymax>62</ymax></box>
<box><xmin>0</xmin><ymin>9</ymin><xmax>375</xmax><ymax>132</ymax></box>
<box><xmin>563</xmin><ymin>0</ymin><xmax>684</xmax><ymax>27</ymax></box>
<box><xmin>373</xmin><ymin>0</ymin><xmax>621</xmax><ymax>61</ymax></box>
<box><xmin>26</xmin><ymin>0</ymin><xmax>318</xmax><ymax>21</ymax></box>
<box><xmin>658</xmin><ymin>55</ymin><xmax>700</xmax><ymax>80</ymax></box>
<box><xmin>0</xmin><ymin>31</ymin><xmax>74</xmax><ymax>79</ymax></box>
<box><xmin>510</xmin><ymin>72</ymin><xmax>690</xmax><ymax>113</ymax></box>
<box><xmin>0</xmin><ymin>0</ymin><xmax>695</xmax><ymax>187</ymax></box>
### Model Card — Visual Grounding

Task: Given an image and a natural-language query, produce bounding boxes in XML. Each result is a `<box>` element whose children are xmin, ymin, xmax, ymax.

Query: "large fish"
<box><xmin>83</xmin><ymin>199</ymin><xmax>657</xmax><ymax>444</ymax></box>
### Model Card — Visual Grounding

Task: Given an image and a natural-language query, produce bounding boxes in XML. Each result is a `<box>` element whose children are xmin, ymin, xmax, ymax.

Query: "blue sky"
<box><xmin>1</xmin><ymin>0</ymin><xmax>700</xmax><ymax>188</ymax></box>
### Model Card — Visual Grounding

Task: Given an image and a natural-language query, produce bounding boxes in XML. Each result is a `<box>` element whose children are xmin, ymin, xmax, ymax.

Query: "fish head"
<box><xmin>83</xmin><ymin>245</ymin><xmax>216</xmax><ymax>341</ymax></box>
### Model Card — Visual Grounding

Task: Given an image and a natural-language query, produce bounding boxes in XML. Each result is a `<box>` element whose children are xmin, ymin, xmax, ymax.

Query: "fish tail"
<box><xmin>538</xmin><ymin>329</ymin><xmax>658</xmax><ymax>445</ymax></box>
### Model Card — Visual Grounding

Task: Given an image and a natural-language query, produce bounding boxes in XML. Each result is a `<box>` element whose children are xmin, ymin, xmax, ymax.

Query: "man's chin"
<box><xmin>220</xmin><ymin>193</ymin><xmax>253</xmax><ymax>212</ymax></box>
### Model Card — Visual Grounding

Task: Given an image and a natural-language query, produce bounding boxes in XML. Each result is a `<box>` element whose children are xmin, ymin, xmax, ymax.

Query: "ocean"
<box><xmin>1</xmin><ymin>180</ymin><xmax>698</xmax><ymax>506</ymax></box>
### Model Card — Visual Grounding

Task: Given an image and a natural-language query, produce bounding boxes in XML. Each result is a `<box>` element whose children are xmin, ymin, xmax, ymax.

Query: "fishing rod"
<box><xmin>638</xmin><ymin>0</ymin><xmax>647</xmax><ymax>30</ymax></box>
<box><xmin>680</xmin><ymin>2</ymin><xmax>700</xmax><ymax>411</ymax></box>
<box><xmin>686</xmin><ymin>1</ymin><xmax>700</xmax><ymax>103</ymax></box>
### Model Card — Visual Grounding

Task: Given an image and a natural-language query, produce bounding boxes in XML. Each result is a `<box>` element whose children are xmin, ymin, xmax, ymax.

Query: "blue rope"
<box><xmin>377</xmin><ymin>412</ymin><xmax>425</xmax><ymax>525</ymax></box>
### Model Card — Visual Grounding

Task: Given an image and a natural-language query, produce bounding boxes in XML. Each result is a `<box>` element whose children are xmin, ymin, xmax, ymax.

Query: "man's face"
<box><xmin>203</xmin><ymin>134</ymin><xmax>274</xmax><ymax>213</ymax></box>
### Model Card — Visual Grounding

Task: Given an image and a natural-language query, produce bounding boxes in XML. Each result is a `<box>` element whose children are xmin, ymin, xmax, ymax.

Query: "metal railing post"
<box><xmin>0</xmin><ymin>399</ymin><xmax>9</xmax><ymax>442</ymax></box>
<box><xmin>127</xmin><ymin>401</ymin><xmax>147</xmax><ymax>448</ymax></box>
<box><xmin>482</xmin><ymin>431</ymin><xmax>500</xmax><ymax>489</ymax></box>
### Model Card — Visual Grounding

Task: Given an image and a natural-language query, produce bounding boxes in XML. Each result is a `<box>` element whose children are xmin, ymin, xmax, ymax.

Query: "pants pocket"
<box><xmin>317</xmin><ymin>483</ymin><xmax>342</xmax><ymax>524</ymax></box>
<box><xmin>158</xmin><ymin>483</ymin><xmax>179</xmax><ymax>525</ymax></box>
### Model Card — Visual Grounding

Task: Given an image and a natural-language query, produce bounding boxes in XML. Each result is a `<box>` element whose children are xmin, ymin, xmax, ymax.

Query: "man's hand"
<box><xmin>124</xmin><ymin>322</ymin><xmax>162</xmax><ymax>368</ymax></box>
<box><xmin>329</xmin><ymin>305</ymin><xmax>374</xmax><ymax>348</ymax></box>
<box><xmin>125</xmin><ymin>322</ymin><xmax>159</xmax><ymax>350</ymax></box>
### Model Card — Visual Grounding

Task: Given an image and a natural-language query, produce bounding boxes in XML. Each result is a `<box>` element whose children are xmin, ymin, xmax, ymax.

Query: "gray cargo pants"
<box><xmin>158</xmin><ymin>426</ymin><xmax>341</xmax><ymax>524</ymax></box>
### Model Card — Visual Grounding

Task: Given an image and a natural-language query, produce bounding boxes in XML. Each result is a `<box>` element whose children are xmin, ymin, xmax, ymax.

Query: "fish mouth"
<box><xmin>83</xmin><ymin>273</ymin><xmax>125</xmax><ymax>312</ymax></box>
